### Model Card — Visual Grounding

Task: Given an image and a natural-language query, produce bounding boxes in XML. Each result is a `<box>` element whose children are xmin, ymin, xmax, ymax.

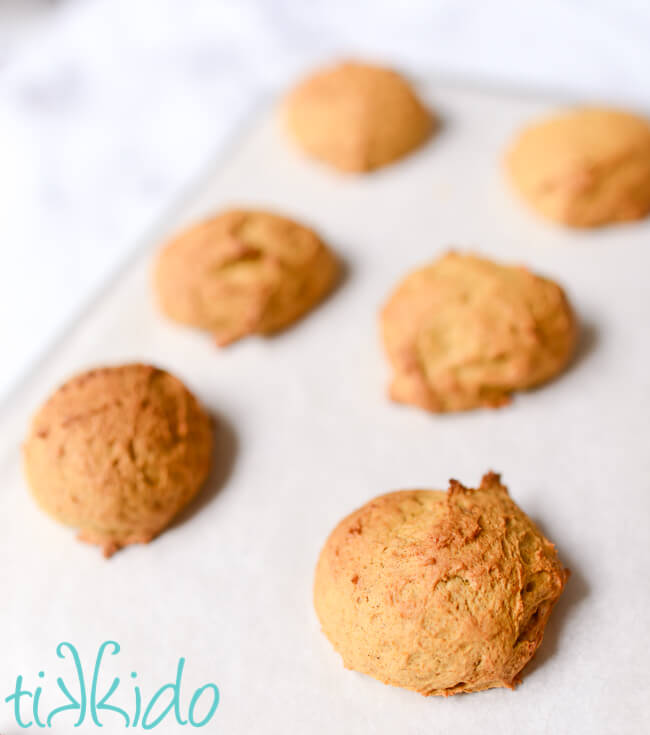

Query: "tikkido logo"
<box><xmin>4</xmin><ymin>641</ymin><xmax>219</xmax><ymax>729</ymax></box>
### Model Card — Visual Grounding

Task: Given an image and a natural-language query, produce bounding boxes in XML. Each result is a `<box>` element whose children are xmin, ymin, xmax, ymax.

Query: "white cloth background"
<box><xmin>1</xmin><ymin>0</ymin><xmax>650</xmax><ymax>400</ymax></box>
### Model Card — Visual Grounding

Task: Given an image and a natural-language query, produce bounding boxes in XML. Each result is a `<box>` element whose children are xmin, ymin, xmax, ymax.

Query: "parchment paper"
<box><xmin>1</xmin><ymin>82</ymin><xmax>649</xmax><ymax>734</ymax></box>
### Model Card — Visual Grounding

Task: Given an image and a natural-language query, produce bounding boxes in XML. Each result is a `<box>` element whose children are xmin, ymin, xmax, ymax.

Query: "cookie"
<box><xmin>380</xmin><ymin>252</ymin><xmax>577</xmax><ymax>413</ymax></box>
<box><xmin>314</xmin><ymin>472</ymin><xmax>568</xmax><ymax>696</ymax></box>
<box><xmin>154</xmin><ymin>209</ymin><xmax>339</xmax><ymax>346</ymax></box>
<box><xmin>23</xmin><ymin>364</ymin><xmax>213</xmax><ymax>557</ymax></box>
<box><xmin>506</xmin><ymin>107</ymin><xmax>650</xmax><ymax>227</ymax></box>
<box><xmin>285</xmin><ymin>61</ymin><xmax>433</xmax><ymax>172</ymax></box>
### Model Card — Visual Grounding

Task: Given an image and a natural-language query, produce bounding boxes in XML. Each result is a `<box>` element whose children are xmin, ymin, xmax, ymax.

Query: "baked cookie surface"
<box><xmin>285</xmin><ymin>61</ymin><xmax>432</xmax><ymax>172</ymax></box>
<box><xmin>23</xmin><ymin>364</ymin><xmax>213</xmax><ymax>557</ymax></box>
<box><xmin>506</xmin><ymin>107</ymin><xmax>650</xmax><ymax>227</ymax></box>
<box><xmin>154</xmin><ymin>209</ymin><xmax>338</xmax><ymax>346</ymax></box>
<box><xmin>314</xmin><ymin>473</ymin><xmax>568</xmax><ymax>696</ymax></box>
<box><xmin>381</xmin><ymin>252</ymin><xmax>577</xmax><ymax>413</ymax></box>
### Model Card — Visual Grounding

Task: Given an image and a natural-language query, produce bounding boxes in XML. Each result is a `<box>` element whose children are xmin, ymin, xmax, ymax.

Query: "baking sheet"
<box><xmin>1</xmin><ymin>81</ymin><xmax>649</xmax><ymax>734</ymax></box>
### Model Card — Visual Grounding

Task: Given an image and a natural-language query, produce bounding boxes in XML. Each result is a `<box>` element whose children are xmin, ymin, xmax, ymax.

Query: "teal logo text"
<box><xmin>4</xmin><ymin>641</ymin><xmax>219</xmax><ymax>729</ymax></box>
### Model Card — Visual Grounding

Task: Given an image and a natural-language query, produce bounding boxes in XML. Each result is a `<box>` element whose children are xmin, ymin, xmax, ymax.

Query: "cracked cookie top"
<box><xmin>154</xmin><ymin>209</ymin><xmax>339</xmax><ymax>346</ymax></box>
<box><xmin>380</xmin><ymin>251</ymin><xmax>577</xmax><ymax>413</ymax></box>
<box><xmin>314</xmin><ymin>472</ymin><xmax>568</xmax><ymax>696</ymax></box>
<box><xmin>23</xmin><ymin>363</ymin><xmax>213</xmax><ymax>556</ymax></box>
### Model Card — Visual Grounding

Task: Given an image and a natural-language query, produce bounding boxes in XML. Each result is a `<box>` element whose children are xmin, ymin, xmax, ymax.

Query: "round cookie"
<box><xmin>285</xmin><ymin>61</ymin><xmax>433</xmax><ymax>172</ymax></box>
<box><xmin>380</xmin><ymin>252</ymin><xmax>577</xmax><ymax>413</ymax></box>
<box><xmin>506</xmin><ymin>107</ymin><xmax>650</xmax><ymax>227</ymax></box>
<box><xmin>23</xmin><ymin>364</ymin><xmax>213</xmax><ymax>557</ymax></box>
<box><xmin>314</xmin><ymin>472</ymin><xmax>568</xmax><ymax>696</ymax></box>
<box><xmin>154</xmin><ymin>209</ymin><xmax>339</xmax><ymax>346</ymax></box>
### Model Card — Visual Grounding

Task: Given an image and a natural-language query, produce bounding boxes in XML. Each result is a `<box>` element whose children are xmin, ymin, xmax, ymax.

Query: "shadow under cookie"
<box><xmin>170</xmin><ymin>410</ymin><xmax>238</xmax><ymax>531</ymax></box>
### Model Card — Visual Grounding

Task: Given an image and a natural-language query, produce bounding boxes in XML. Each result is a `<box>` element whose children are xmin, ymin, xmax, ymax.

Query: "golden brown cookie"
<box><xmin>314</xmin><ymin>472</ymin><xmax>568</xmax><ymax>696</ymax></box>
<box><xmin>154</xmin><ymin>209</ymin><xmax>339</xmax><ymax>346</ymax></box>
<box><xmin>381</xmin><ymin>252</ymin><xmax>577</xmax><ymax>413</ymax></box>
<box><xmin>285</xmin><ymin>61</ymin><xmax>433</xmax><ymax>172</ymax></box>
<box><xmin>506</xmin><ymin>107</ymin><xmax>650</xmax><ymax>227</ymax></box>
<box><xmin>23</xmin><ymin>364</ymin><xmax>213</xmax><ymax>557</ymax></box>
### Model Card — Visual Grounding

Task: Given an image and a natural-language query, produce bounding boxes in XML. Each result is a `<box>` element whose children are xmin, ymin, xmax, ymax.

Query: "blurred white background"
<box><xmin>1</xmin><ymin>0</ymin><xmax>649</xmax><ymax>400</ymax></box>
